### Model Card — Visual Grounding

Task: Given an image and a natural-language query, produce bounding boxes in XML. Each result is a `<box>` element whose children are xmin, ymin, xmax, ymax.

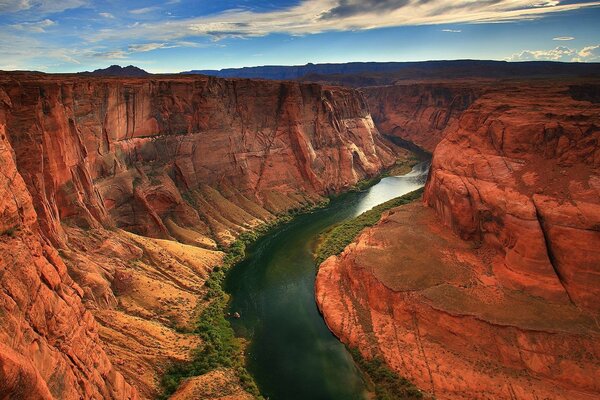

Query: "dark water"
<box><xmin>225</xmin><ymin>162</ymin><xmax>430</xmax><ymax>400</ymax></box>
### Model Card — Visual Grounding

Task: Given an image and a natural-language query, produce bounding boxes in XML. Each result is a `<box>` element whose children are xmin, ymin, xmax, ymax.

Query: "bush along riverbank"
<box><xmin>315</xmin><ymin>188</ymin><xmax>428</xmax><ymax>400</ymax></box>
<box><xmin>315</xmin><ymin>188</ymin><xmax>424</xmax><ymax>265</ymax></box>
<box><xmin>352</xmin><ymin>155</ymin><xmax>420</xmax><ymax>192</ymax></box>
<box><xmin>349</xmin><ymin>349</ymin><xmax>424</xmax><ymax>400</ymax></box>
<box><xmin>159</xmin><ymin>200</ymin><xmax>329</xmax><ymax>399</ymax></box>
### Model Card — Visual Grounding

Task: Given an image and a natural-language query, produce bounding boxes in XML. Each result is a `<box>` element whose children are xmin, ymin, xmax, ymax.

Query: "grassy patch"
<box><xmin>159</xmin><ymin>200</ymin><xmax>328</xmax><ymax>399</ymax></box>
<box><xmin>350</xmin><ymin>348</ymin><xmax>424</xmax><ymax>400</ymax></box>
<box><xmin>315</xmin><ymin>188</ymin><xmax>423</xmax><ymax>265</ymax></box>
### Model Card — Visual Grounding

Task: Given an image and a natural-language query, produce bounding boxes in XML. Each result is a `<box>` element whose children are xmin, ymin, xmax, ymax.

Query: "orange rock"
<box><xmin>317</xmin><ymin>80</ymin><xmax>600</xmax><ymax>399</ymax></box>
<box><xmin>364</xmin><ymin>82</ymin><xmax>481</xmax><ymax>152</ymax></box>
<box><xmin>424</xmin><ymin>81</ymin><xmax>600</xmax><ymax>310</ymax></box>
<box><xmin>316</xmin><ymin>203</ymin><xmax>600</xmax><ymax>400</ymax></box>
<box><xmin>0</xmin><ymin>71</ymin><xmax>401</xmax><ymax>399</ymax></box>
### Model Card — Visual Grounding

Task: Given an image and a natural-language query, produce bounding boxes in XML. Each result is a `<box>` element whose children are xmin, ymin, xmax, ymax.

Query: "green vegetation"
<box><xmin>351</xmin><ymin>156</ymin><xmax>419</xmax><ymax>193</ymax></box>
<box><xmin>386</xmin><ymin>156</ymin><xmax>420</xmax><ymax>177</ymax></box>
<box><xmin>159</xmin><ymin>200</ymin><xmax>329</xmax><ymax>399</ymax></box>
<box><xmin>350</xmin><ymin>348</ymin><xmax>424</xmax><ymax>400</ymax></box>
<box><xmin>132</xmin><ymin>176</ymin><xmax>142</xmax><ymax>189</ymax></box>
<box><xmin>1</xmin><ymin>226</ymin><xmax>16</xmax><ymax>238</ymax></box>
<box><xmin>315</xmin><ymin>188</ymin><xmax>423</xmax><ymax>265</ymax></box>
<box><xmin>159</xmin><ymin>233</ymin><xmax>262</xmax><ymax>399</ymax></box>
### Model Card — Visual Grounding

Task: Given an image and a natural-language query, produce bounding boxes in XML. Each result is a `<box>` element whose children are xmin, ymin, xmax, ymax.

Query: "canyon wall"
<box><xmin>317</xmin><ymin>80</ymin><xmax>600</xmax><ymax>399</ymax></box>
<box><xmin>363</xmin><ymin>82</ymin><xmax>481</xmax><ymax>152</ymax></box>
<box><xmin>0</xmin><ymin>72</ymin><xmax>398</xmax><ymax>399</ymax></box>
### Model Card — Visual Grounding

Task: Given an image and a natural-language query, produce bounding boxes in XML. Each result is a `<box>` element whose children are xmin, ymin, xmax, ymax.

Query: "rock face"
<box><xmin>316</xmin><ymin>80</ymin><xmax>600</xmax><ymax>399</ymax></box>
<box><xmin>424</xmin><ymin>82</ymin><xmax>600</xmax><ymax>311</ymax></box>
<box><xmin>363</xmin><ymin>82</ymin><xmax>481</xmax><ymax>152</ymax></box>
<box><xmin>0</xmin><ymin>71</ymin><xmax>398</xmax><ymax>399</ymax></box>
<box><xmin>0</xmin><ymin>103</ymin><xmax>138</xmax><ymax>400</ymax></box>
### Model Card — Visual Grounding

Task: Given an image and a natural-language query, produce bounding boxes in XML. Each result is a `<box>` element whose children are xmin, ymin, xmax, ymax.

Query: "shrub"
<box><xmin>349</xmin><ymin>348</ymin><xmax>424</xmax><ymax>400</ymax></box>
<box><xmin>159</xmin><ymin>200</ymin><xmax>328</xmax><ymax>399</ymax></box>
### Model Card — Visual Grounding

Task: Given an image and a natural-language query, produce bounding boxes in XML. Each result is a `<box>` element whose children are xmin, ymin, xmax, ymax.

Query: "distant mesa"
<box><xmin>83</xmin><ymin>65</ymin><xmax>150</xmax><ymax>77</ymax></box>
<box><xmin>182</xmin><ymin>60</ymin><xmax>600</xmax><ymax>82</ymax></box>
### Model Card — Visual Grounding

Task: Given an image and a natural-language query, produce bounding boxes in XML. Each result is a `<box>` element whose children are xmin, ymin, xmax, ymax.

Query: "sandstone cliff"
<box><xmin>0</xmin><ymin>72</ymin><xmax>398</xmax><ymax>399</ymax></box>
<box><xmin>363</xmin><ymin>82</ymin><xmax>482</xmax><ymax>152</ymax></box>
<box><xmin>316</xmin><ymin>80</ymin><xmax>600</xmax><ymax>399</ymax></box>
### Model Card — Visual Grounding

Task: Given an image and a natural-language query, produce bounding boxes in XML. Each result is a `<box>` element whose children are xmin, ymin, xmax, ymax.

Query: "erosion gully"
<box><xmin>225</xmin><ymin>161</ymin><xmax>430</xmax><ymax>400</ymax></box>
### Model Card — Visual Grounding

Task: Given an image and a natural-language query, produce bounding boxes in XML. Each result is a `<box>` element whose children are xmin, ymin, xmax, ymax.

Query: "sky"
<box><xmin>0</xmin><ymin>0</ymin><xmax>599</xmax><ymax>73</ymax></box>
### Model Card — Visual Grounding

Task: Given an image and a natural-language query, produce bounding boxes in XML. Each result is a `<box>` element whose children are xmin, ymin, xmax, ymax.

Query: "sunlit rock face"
<box><xmin>317</xmin><ymin>80</ymin><xmax>600</xmax><ymax>400</ymax></box>
<box><xmin>0</xmin><ymin>71</ymin><xmax>398</xmax><ymax>399</ymax></box>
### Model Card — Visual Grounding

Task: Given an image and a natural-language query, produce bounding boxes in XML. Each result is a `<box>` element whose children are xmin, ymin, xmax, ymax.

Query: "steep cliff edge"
<box><xmin>363</xmin><ymin>82</ymin><xmax>482</xmax><ymax>152</ymax></box>
<box><xmin>0</xmin><ymin>72</ymin><xmax>399</xmax><ymax>399</ymax></box>
<box><xmin>316</xmin><ymin>80</ymin><xmax>600</xmax><ymax>399</ymax></box>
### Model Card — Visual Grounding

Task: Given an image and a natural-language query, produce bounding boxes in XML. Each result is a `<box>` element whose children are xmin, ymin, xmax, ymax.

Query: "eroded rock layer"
<box><xmin>363</xmin><ymin>82</ymin><xmax>482</xmax><ymax>152</ymax></box>
<box><xmin>0</xmin><ymin>72</ymin><xmax>398</xmax><ymax>399</ymax></box>
<box><xmin>317</xmin><ymin>80</ymin><xmax>600</xmax><ymax>399</ymax></box>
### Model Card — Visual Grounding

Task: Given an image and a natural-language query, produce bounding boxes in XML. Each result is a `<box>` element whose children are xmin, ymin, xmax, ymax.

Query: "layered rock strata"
<box><xmin>0</xmin><ymin>72</ymin><xmax>398</xmax><ymax>399</ymax></box>
<box><xmin>317</xmin><ymin>80</ymin><xmax>600</xmax><ymax>399</ymax></box>
<box><xmin>363</xmin><ymin>82</ymin><xmax>482</xmax><ymax>152</ymax></box>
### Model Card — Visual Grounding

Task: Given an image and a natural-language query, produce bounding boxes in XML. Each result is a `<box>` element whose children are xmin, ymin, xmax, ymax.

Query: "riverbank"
<box><xmin>160</xmin><ymin>154</ymin><xmax>427</xmax><ymax>399</ymax></box>
<box><xmin>224</xmin><ymin>161</ymin><xmax>429</xmax><ymax>399</ymax></box>
<box><xmin>314</xmin><ymin>189</ymin><xmax>426</xmax><ymax>400</ymax></box>
<box><xmin>159</xmin><ymin>199</ymin><xmax>329</xmax><ymax>399</ymax></box>
<box><xmin>315</xmin><ymin>188</ymin><xmax>423</xmax><ymax>265</ymax></box>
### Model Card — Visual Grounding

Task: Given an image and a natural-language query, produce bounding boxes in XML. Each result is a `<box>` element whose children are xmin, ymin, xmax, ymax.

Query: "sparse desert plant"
<box><xmin>349</xmin><ymin>348</ymin><xmax>424</xmax><ymax>400</ymax></box>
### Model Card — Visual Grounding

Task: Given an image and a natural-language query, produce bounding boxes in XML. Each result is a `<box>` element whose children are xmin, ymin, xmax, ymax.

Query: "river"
<box><xmin>225</xmin><ymin>161</ymin><xmax>430</xmax><ymax>400</ymax></box>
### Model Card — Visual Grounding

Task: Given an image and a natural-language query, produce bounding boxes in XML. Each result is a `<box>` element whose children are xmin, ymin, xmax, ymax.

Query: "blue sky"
<box><xmin>0</xmin><ymin>0</ymin><xmax>599</xmax><ymax>72</ymax></box>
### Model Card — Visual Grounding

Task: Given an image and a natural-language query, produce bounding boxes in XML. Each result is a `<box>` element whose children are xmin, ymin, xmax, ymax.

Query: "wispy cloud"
<box><xmin>87</xmin><ymin>0</ymin><xmax>600</xmax><ymax>43</ymax></box>
<box><xmin>128</xmin><ymin>42</ymin><xmax>174</xmax><ymax>52</ymax></box>
<box><xmin>0</xmin><ymin>0</ymin><xmax>87</xmax><ymax>14</ymax></box>
<box><xmin>507</xmin><ymin>44</ymin><xmax>600</xmax><ymax>62</ymax></box>
<box><xmin>574</xmin><ymin>44</ymin><xmax>600</xmax><ymax>61</ymax></box>
<box><xmin>10</xmin><ymin>18</ymin><xmax>56</xmax><ymax>32</ymax></box>
<box><xmin>129</xmin><ymin>6</ymin><xmax>160</xmax><ymax>15</ymax></box>
<box><xmin>553</xmin><ymin>36</ymin><xmax>575</xmax><ymax>40</ymax></box>
<box><xmin>2</xmin><ymin>0</ymin><xmax>600</xmax><ymax>71</ymax></box>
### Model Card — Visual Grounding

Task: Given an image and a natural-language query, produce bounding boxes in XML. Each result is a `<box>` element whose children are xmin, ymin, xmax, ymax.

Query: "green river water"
<box><xmin>225</xmin><ymin>162</ymin><xmax>430</xmax><ymax>400</ymax></box>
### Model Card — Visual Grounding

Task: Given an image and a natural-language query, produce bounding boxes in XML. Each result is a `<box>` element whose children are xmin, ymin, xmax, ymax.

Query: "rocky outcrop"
<box><xmin>424</xmin><ymin>81</ymin><xmax>600</xmax><ymax>310</ymax></box>
<box><xmin>316</xmin><ymin>80</ymin><xmax>600</xmax><ymax>399</ymax></box>
<box><xmin>317</xmin><ymin>203</ymin><xmax>600</xmax><ymax>400</ymax></box>
<box><xmin>0</xmin><ymin>72</ymin><xmax>399</xmax><ymax>399</ymax></box>
<box><xmin>363</xmin><ymin>82</ymin><xmax>481</xmax><ymax>152</ymax></box>
<box><xmin>0</xmin><ymin>109</ymin><xmax>138</xmax><ymax>400</ymax></box>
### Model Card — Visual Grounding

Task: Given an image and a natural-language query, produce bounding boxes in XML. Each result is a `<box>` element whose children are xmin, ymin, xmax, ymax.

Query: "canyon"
<box><xmin>0</xmin><ymin>71</ymin><xmax>399</xmax><ymax>399</ymax></box>
<box><xmin>316</xmin><ymin>79</ymin><xmax>600</xmax><ymax>399</ymax></box>
<box><xmin>1</xmin><ymin>65</ymin><xmax>599</xmax><ymax>400</ymax></box>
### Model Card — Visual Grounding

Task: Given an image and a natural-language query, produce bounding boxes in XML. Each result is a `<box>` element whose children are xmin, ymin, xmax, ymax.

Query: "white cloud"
<box><xmin>0</xmin><ymin>0</ymin><xmax>87</xmax><ymax>13</ymax></box>
<box><xmin>86</xmin><ymin>0</ymin><xmax>600</xmax><ymax>43</ymax></box>
<box><xmin>92</xmin><ymin>50</ymin><xmax>128</xmax><ymax>59</ymax></box>
<box><xmin>442</xmin><ymin>29</ymin><xmax>462</xmax><ymax>33</ymax></box>
<box><xmin>99</xmin><ymin>12</ymin><xmax>114</xmax><ymax>19</ymax></box>
<box><xmin>11</xmin><ymin>18</ymin><xmax>55</xmax><ymax>32</ymax></box>
<box><xmin>129</xmin><ymin>6</ymin><xmax>160</xmax><ymax>15</ymax></box>
<box><xmin>507</xmin><ymin>44</ymin><xmax>600</xmax><ymax>62</ymax></box>
<box><xmin>573</xmin><ymin>45</ymin><xmax>600</xmax><ymax>62</ymax></box>
<box><xmin>127</xmin><ymin>42</ymin><xmax>173</xmax><ymax>52</ymax></box>
<box><xmin>553</xmin><ymin>36</ymin><xmax>575</xmax><ymax>41</ymax></box>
